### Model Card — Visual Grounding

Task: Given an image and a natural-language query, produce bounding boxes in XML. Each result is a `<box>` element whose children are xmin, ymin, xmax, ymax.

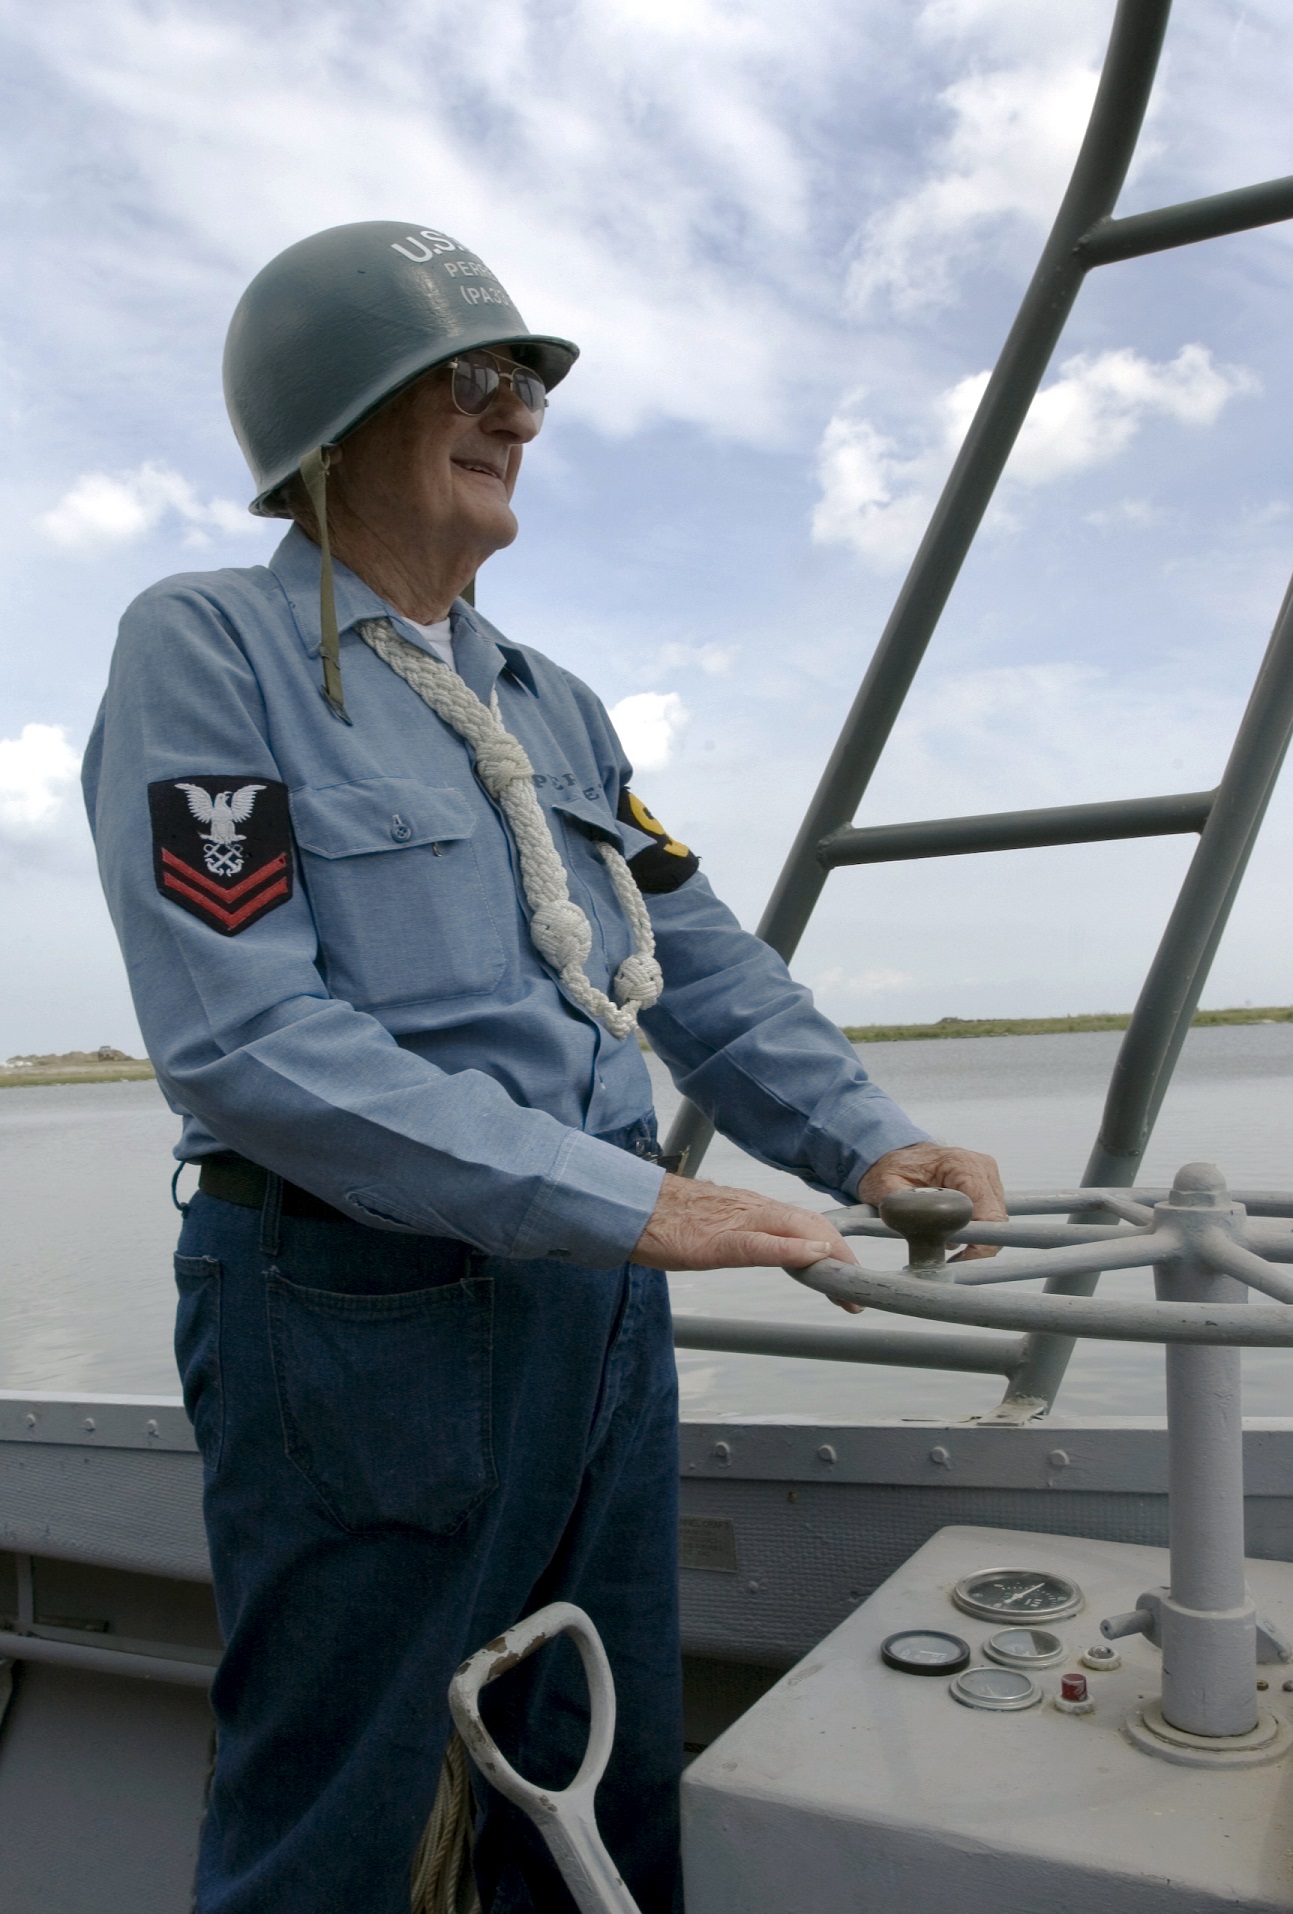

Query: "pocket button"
<box><xmin>390</xmin><ymin>814</ymin><xmax>413</xmax><ymax>842</ymax></box>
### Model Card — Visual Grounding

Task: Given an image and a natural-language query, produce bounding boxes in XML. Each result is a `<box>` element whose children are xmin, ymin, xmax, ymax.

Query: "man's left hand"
<box><xmin>858</xmin><ymin>1142</ymin><xmax>1007</xmax><ymax>1262</ymax></box>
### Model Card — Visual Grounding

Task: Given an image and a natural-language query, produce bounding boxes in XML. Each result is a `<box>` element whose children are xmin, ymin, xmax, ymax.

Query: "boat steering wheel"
<box><xmin>793</xmin><ymin>1162</ymin><xmax>1293</xmax><ymax>1347</ymax></box>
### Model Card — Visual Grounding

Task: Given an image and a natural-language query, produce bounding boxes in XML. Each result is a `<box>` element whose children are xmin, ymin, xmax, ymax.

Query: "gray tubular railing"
<box><xmin>818</xmin><ymin>791</ymin><xmax>1214</xmax><ymax>869</ymax></box>
<box><xmin>1079</xmin><ymin>175</ymin><xmax>1293</xmax><ymax>265</ymax></box>
<box><xmin>672</xmin><ymin>1315</ymin><xmax>1022</xmax><ymax>1377</ymax></box>
<box><xmin>661</xmin><ymin>0</ymin><xmax>1293</xmax><ymax>1414</ymax></box>
<box><xmin>1003</xmin><ymin>576</ymin><xmax>1293</xmax><ymax>1407</ymax></box>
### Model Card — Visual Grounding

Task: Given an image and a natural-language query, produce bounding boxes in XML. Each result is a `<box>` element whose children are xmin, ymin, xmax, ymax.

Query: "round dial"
<box><xmin>950</xmin><ymin>1666</ymin><xmax>1042</xmax><ymax>1712</ymax></box>
<box><xmin>952</xmin><ymin>1567</ymin><xmax>1083</xmax><ymax>1624</ymax></box>
<box><xmin>881</xmin><ymin>1629</ymin><xmax>971</xmax><ymax>1676</ymax></box>
<box><xmin>983</xmin><ymin>1626</ymin><xmax>1066</xmax><ymax>1670</ymax></box>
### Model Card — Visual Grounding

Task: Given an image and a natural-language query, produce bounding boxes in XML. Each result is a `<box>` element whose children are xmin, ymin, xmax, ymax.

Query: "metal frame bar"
<box><xmin>1007</xmin><ymin>575</ymin><xmax>1293</xmax><ymax>1403</ymax></box>
<box><xmin>819</xmin><ymin>791</ymin><xmax>1213</xmax><ymax>869</ymax></box>
<box><xmin>0</xmin><ymin>1628</ymin><xmax>214</xmax><ymax>1688</ymax></box>
<box><xmin>1080</xmin><ymin>175</ymin><xmax>1293</xmax><ymax>265</ymax></box>
<box><xmin>673</xmin><ymin>1315</ymin><xmax>1021</xmax><ymax>1377</ymax></box>
<box><xmin>662</xmin><ymin>0</ymin><xmax>1293</xmax><ymax>1415</ymax></box>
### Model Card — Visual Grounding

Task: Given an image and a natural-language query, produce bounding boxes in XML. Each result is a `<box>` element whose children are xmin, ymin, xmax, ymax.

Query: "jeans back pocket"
<box><xmin>268</xmin><ymin>1271</ymin><xmax>496</xmax><ymax>1535</ymax></box>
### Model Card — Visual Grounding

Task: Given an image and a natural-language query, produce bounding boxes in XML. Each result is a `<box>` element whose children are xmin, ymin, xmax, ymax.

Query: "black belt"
<box><xmin>197</xmin><ymin>1153</ymin><xmax>351</xmax><ymax>1222</ymax></box>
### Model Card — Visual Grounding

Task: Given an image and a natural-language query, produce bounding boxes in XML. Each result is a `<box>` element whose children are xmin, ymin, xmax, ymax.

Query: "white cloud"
<box><xmin>39</xmin><ymin>461</ymin><xmax>249</xmax><ymax>550</ymax></box>
<box><xmin>1006</xmin><ymin>345</ymin><xmax>1258</xmax><ymax>484</ymax></box>
<box><xmin>813</xmin><ymin>345</ymin><xmax>1256</xmax><ymax>568</ymax></box>
<box><xmin>848</xmin><ymin>59</ymin><xmax>1100</xmax><ymax>312</ymax></box>
<box><xmin>6</xmin><ymin>0</ymin><xmax>862</xmax><ymax>449</ymax></box>
<box><xmin>869</xmin><ymin>659</ymin><xmax>1225</xmax><ymax>818</ymax></box>
<box><xmin>1084</xmin><ymin>497</ymin><xmax>1168</xmax><ymax>531</ymax></box>
<box><xmin>811</xmin><ymin>395</ymin><xmax>931</xmax><ymax>569</ymax></box>
<box><xmin>609</xmin><ymin>691</ymin><xmax>689</xmax><ymax>771</ymax></box>
<box><xmin>658</xmin><ymin>641</ymin><xmax>737</xmax><ymax>678</ymax></box>
<box><xmin>0</xmin><ymin>724</ymin><xmax>81</xmax><ymax>837</ymax></box>
<box><xmin>814</xmin><ymin>965</ymin><xmax>916</xmax><ymax>998</ymax></box>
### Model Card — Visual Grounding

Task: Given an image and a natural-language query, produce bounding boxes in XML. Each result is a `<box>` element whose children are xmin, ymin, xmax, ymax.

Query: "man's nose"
<box><xmin>482</xmin><ymin>383</ymin><xmax>542</xmax><ymax>443</ymax></box>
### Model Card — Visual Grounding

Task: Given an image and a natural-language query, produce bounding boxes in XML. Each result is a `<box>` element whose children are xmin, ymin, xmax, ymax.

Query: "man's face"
<box><xmin>331</xmin><ymin>352</ymin><xmax>539</xmax><ymax>571</ymax></box>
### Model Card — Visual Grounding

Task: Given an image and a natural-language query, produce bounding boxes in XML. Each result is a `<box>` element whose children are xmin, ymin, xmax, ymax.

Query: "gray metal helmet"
<box><xmin>223</xmin><ymin>220</ymin><xmax>579</xmax><ymax>516</ymax></box>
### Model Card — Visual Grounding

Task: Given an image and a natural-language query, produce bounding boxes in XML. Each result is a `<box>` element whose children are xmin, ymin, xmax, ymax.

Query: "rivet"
<box><xmin>712</xmin><ymin>1441</ymin><xmax>731</xmax><ymax>1464</ymax></box>
<box><xmin>817</xmin><ymin>1444</ymin><xmax>837</xmax><ymax>1465</ymax></box>
<box><xmin>82</xmin><ymin>1418</ymin><xmax>96</xmax><ymax>1433</ymax></box>
<box><xmin>929</xmin><ymin>1445</ymin><xmax>951</xmax><ymax>1468</ymax></box>
<box><xmin>1047</xmin><ymin>1449</ymin><xmax>1071</xmax><ymax>1469</ymax></box>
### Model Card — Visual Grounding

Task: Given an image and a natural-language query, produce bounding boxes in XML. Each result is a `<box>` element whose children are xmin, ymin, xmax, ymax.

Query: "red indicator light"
<box><xmin>1061</xmin><ymin>1673</ymin><xmax>1089</xmax><ymax>1703</ymax></box>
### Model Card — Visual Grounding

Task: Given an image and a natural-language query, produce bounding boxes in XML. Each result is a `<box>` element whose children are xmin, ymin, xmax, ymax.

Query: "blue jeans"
<box><xmin>174</xmin><ymin>1120</ymin><xmax>681</xmax><ymax>1913</ymax></box>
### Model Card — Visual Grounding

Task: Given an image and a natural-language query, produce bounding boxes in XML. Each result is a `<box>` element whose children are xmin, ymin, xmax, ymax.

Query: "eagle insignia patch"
<box><xmin>616</xmin><ymin>789</ymin><xmax>699</xmax><ymax>894</ymax></box>
<box><xmin>149</xmin><ymin>777</ymin><xmax>293</xmax><ymax>935</ymax></box>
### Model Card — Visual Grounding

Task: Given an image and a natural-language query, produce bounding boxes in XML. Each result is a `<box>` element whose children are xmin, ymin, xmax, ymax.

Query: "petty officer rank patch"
<box><xmin>149</xmin><ymin>777</ymin><xmax>294</xmax><ymax>935</ymax></box>
<box><xmin>616</xmin><ymin>789</ymin><xmax>700</xmax><ymax>894</ymax></box>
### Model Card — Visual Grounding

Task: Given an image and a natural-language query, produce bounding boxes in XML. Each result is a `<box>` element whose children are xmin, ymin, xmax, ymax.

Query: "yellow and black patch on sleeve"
<box><xmin>616</xmin><ymin>789</ymin><xmax>699</xmax><ymax>894</ymax></box>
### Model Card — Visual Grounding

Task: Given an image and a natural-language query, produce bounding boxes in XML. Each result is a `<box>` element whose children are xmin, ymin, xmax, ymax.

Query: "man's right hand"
<box><xmin>631</xmin><ymin>1175</ymin><xmax>861</xmax><ymax>1310</ymax></box>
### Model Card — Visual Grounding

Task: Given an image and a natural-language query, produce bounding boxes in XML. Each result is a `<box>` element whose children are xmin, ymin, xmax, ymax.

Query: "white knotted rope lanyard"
<box><xmin>357</xmin><ymin>618</ymin><xmax>663</xmax><ymax>1039</ymax></box>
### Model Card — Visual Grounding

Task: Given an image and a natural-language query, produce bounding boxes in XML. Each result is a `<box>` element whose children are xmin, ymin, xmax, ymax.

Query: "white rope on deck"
<box><xmin>358</xmin><ymin>618</ymin><xmax>662</xmax><ymax>1040</ymax></box>
<box><xmin>411</xmin><ymin>1732</ymin><xmax>480</xmax><ymax>1914</ymax></box>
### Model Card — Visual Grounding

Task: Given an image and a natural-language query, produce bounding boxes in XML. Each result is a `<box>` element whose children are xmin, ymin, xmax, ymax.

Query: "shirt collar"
<box><xmin>268</xmin><ymin>524</ymin><xmax>535</xmax><ymax>696</ymax></box>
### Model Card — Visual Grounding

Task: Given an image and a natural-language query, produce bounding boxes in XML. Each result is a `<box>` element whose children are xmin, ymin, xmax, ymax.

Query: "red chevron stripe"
<box><xmin>163</xmin><ymin>871</ymin><xmax>290</xmax><ymax>930</ymax></box>
<box><xmin>161</xmin><ymin>847</ymin><xmax>288</xmax><ymax>903</ymax></box>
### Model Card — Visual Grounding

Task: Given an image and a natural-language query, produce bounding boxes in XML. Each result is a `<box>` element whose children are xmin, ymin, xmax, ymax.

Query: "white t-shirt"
<box><xmin>393</xmin><ymin>611</ymin><xmax>455</xmax><ymax>669</ymax></box>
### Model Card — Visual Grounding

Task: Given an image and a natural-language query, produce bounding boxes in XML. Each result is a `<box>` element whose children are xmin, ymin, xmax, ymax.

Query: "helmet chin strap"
<box><xmin>300</xmin><ymin>445</ymin><xmax>351</xmax><ymax>724</ymax></box>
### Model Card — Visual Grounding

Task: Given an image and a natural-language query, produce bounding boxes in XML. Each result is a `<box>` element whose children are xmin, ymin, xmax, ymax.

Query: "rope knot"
<box><xmin>357</xmin><ymin>618</ymin><xmax>660</xmax><ymax>1039</ymax></box>
<box><xmin>471</xmin><ymin>732</ymin><xmax>533</xmax><ymax>798</ymax></box>
<box><xmin>613</xmin><ymin>951</ymin><xmax>664</xmax><ymax>1009</ymax></box>
<box><xmin>531</xmin><ymin>898</ymin><xmax>594</xmax><ymax>968</ymax></box>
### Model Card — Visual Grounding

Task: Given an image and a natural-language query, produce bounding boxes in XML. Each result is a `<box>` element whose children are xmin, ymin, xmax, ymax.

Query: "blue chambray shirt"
<box><xmin>82</xmin><ymin>525</ymin><xmax>929</xmax><ymax>1266</ymax></box>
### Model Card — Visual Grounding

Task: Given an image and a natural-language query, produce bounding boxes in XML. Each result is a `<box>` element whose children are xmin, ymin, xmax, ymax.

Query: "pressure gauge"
<box><xmin>950</xmin><ymin>1665</ymin><xmax>1043</xmax><ymax>1712</ymax></box>
<box><xmin>983</xmin><ymin>1626</ymin><xmax>1066</xmax><ymax>1671</ymax></box>
<box><xmin>951</xmin><ymin>1567</ymin><xmax>1083</xmax><ymax>1624</ymax></box>
<box><xmin>880</xmin><ymin>1630</ymin><xmax>971</xmax><ymax>1676</ymax></box>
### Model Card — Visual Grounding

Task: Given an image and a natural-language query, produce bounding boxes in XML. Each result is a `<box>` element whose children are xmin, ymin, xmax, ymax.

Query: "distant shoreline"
<box><xmin>0</xmin><ymin>1056</ymin><xmax>156</xmax><ymax>1089</ymax></box>
<box><xmin>840</xmin><ymin>1006</ymin><xmax>1293</xmax><ymax>1043</ymax></box>
<box><xmin>4</xmin><ymin>1005</ymin><xmax>1291</xmax><ymax>1087</ymax></box>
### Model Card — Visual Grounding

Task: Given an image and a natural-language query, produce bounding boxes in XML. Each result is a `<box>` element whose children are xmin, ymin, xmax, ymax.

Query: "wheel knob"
<box><xmin>878</xmin><ymin>1188</ymin><xmax>974</xmax><ymax>1275</ymax></box>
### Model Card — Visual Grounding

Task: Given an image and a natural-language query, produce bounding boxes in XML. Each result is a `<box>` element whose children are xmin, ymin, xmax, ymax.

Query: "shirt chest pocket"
<box><xmin>549</xmin><ymin>795</ymin><xmax>633</xmax><ymax>969</ymax></box>
<box><xmin>291</xmin><ymin>778</ymin><xmax>507</xmax><ymax>1007</ymax></box>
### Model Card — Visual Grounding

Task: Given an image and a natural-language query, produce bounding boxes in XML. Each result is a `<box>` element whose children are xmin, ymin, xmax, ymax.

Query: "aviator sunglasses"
<box><xmin>446</xmin><ymin>349</ymin><xmax>548</xmax><ymax>429</ymax></box>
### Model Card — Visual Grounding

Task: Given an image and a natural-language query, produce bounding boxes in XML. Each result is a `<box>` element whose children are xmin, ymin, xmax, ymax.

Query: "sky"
<box><xmin>0</xmin><ymin>0</ymin><xmax>1291</xmax><ymax>1058</ymax></box>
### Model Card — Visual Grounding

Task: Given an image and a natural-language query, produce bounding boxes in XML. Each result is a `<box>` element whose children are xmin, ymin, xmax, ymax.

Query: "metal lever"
<box><xmin>449</xmin><ymin>1601</ymin><xmax>641</xmax><ymax>1914</ymax></box>
<box><xmin>878</xmin><ymin>1187</ymin><xmax>975</xmax><ymax>1278</ymax></box>
<box><xmin>1101</xmin><ymin>1600</ymin><xmax>1160</xmax><ymax>1644</ymax></box>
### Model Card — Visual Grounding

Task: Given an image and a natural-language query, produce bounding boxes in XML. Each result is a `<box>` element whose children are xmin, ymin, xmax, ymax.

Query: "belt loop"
<box><xmin>259</xmin><ymin>1171</ymin><xmax>284</xmax><ymax>1257</ymax></box>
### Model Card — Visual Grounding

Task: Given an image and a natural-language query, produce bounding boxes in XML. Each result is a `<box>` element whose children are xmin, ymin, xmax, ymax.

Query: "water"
<box><xmin>1</xmin><ymin>1025</ymin><xmax>1290</xmax><ymax>1421</ymax></box>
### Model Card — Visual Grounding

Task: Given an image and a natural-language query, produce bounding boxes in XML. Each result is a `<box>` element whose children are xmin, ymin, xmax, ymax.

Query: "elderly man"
<box><xmin>83</xmin><ymin>222</ymin><xmax>1004</xmax><ymax>1914</ymax></box>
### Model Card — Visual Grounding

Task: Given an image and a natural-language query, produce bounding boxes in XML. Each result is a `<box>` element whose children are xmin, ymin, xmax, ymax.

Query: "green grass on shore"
<box><xmin>0</xmin><ymin>1061</ymin><xmax>156</xmax><ymax>1089</ymax></box>
<box><xmin>840</xmin><ymin>1006</ymin><xmax>1293</xmax><ymax>1043</ymax></box>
